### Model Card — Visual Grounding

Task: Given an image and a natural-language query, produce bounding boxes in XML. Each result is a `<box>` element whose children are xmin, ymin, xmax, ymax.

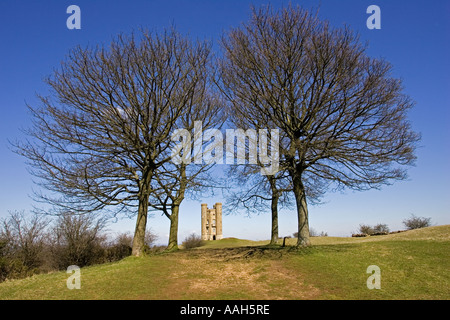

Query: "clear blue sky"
<box><xmin>0</xmin><ymin>0</ymin><xmax>449</xmax><ymax>244</ymax></box>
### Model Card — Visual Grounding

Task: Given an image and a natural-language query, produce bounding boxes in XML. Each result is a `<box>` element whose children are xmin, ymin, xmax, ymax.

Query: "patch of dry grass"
<box><xmin>167</xmin><ymin>247</ymin><xmax>320</xmax><ymax>299</ymax></box>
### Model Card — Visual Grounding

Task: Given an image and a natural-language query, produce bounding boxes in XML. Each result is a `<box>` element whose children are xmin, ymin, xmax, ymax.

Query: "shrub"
<box><xmin>0</xmin><ymin>211</ymin><xmax>161</xmax><ymax>282</ymax></box>
<box><xmin>0</xmin><ymin>211</ymin><xmax>49</xmax><ymax>280</ymax></box>
<box><xmin>358</xmin><ymin>223</ymin><xmax>389</xmax><ymax>235</ymax></box>
<box><xmin>105</xmin><ymin>232</ymin><xmax>133</xmax><ymax>262</ymax></box>
<box><xmin>358</xmin><ymin>224</ymin><xmax>375</xmax><ymax>235</ymax></box>
<box><xmin>143</xmin><ymin>228</ymin><xmax>159</xmax><ymax>253</ymax></box>
<box><xmin>403</xmin><ymin>214</ymin><xmax>432</xmax><ymax>230</ymax></box>
<box><xmin>373</xmin><ymin>223</ymin><xmax>390</xmax><ymax>234</ymax></box>
<box><xmin>0</xmin><ymin>238</ymin><xmax>11</xmax><ymax>282</ymax></box>
<box><xmin>182</xmin><ymin>233</ymin><xmax>204</xmax><ymax>249</ymax></box>
<box><xmin>1</xmin><ymin>211</ymin><xmax>48</xmax><ymax>269</ymax></box>
<box><xmin>49</xmin><ymin>213</ymin><xmax>108</xmax><ymax>269</ymax></box>
<box><xmin>293</xmin><ymin>229</ymin><xmax>328</xmax><ymax>238</ymax></box>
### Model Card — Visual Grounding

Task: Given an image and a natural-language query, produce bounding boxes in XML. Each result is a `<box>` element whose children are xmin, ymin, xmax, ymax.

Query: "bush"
<box><xmin>1</xmin><ymin>211</ymin><xmax>48</xmax><ymax>269</ymax></box>
<box><xmin>49</xmin><ymin>213</ymin><xmax>108</xmax><ymax>269</ymax></box>
<box><xmin>182</xmin><ymin>233</ymin><xmax>204</xmax><ymax>249</ymax></box>
<box><xmin>105</xmin><ymin>232</ymin><xmax>133</xmax><ymax>262</ymax></box>
<box><xmin>403</xmin><ymin>214</ymin><xmax>432</xmax><ymax>230</ymax></box>
<box><xmin>293</xmin><ymin>229</ymin><xmax>328</xmax><ymax>238</ymax></box>
<box><xmin>373</xmin><ymin>223</ymin><xmax>390</xmax><ymax>234</ymax></box>
<box><xmin>0</xmin><ymin>211</ymin><xmax>49</xmax><ymax>280</ymax></box>
<box><xmin>142</xmin><ymin>228</ymin><xmax>159</xmax><ymax>253</ymax></box>
<box><xmin>0</xmin><ymin>238</ymin><xmax>11</xmax><ymax>282</ymax></box>
<box><xmin>0</xmin><ymin>210</ymin><xmax>161</xmax><ymax>282</ymax></box>
<box><xmin>358</xmin><ymin>223</ymin><xmax>390</xmax><ymax>235</ymax></box>
<box><xmin>358</xmin><ymin>224</ymin><xmax>375</xmax><ymax>235</ymax></box>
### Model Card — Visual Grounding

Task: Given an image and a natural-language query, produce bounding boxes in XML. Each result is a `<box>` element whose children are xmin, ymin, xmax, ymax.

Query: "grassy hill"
<box><xmin>0</xmin><ymin>225</ymin><xmax>448</xmax><ymax>300</ymax></box>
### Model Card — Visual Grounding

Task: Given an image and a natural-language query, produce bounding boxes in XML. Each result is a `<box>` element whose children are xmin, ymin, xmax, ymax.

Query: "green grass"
<box><xmin>0</xmin><ymin>225</ymin><xmax>448</xmax><ymax>300</ymax></box>
<box><xmin>0</xmin><ymin>256</ymin><xmax>178</xmax><ymax>299</ymax></box>
<box><xmin>286</xmin><ymin>240</ymin><xmax>449</xmax><ymax>299</ymax></box>
<box><xmin>199</xmin><ymin>237</ymin><xmax>270</xmax><ymax>248</ymax></box>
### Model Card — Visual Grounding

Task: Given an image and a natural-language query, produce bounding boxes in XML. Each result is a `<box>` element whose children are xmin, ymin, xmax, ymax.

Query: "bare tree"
<box><xmin>226</xmin><ymin>164</ymin><xmax>293</xmax><ymax>245</ymax></box>
<box><xmin>150</xmin><ymin>161</ymin><xmax>218</xmax><ymax>251</ymax></box>
<box><xmin>14</xmin><ymin>28</ymin><xmax>215</xmax><ymax>256</ymax></box>
<box><xmin>219</xmin><ymin>5</ymin><xmax>420</xmax><ymax>246</ymax></box>
<box><xmin>224</xmin><ymin>104</ymin><xmax>292</xmax><ymax>245</ymax></box>
<box><xmin>224</xmin><ymin>99</ymin><xmax>324</xmax><ymax>246</ymax></box>
<box><xmin>403</xmin><ymin>214</ymin><xmax>431</xmax><ymax>230</ymax></box>
<box><xmin>149</xmin><ymin>77</ymin><xmax>224</xmax><ymax>251</ymax></box>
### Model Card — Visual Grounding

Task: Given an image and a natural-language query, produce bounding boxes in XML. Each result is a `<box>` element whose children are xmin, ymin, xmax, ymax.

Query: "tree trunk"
<box><xmin>165</xmin><ymin>164</ymin><xmax>186</xmax><ymax>251</ymax></box>
<box><xmin>132</xmin><ymin>170</ymin><xmax>153</xmax><ymax>257</ymax></box>
<box><xmin>166</xmin><ymin>204</ymin><xmax>180</xmax><ymax>251</ymax></box>
<box><xmin>269</xmin><ymin>177</ymin><xmax>279</xmax><ymax>245</ymax></box>
<box><xmin>132</xmin><ymin>193</ymin><xmax>149</xmax><ymax>256</ymax></box>
<box><xmin>270</xmin><ymin>196</ymin><xmax>279</xmax><ymax>245</ymax></box>
<box><xmin>292</xmin><ymin>172</ymin><xmax>311</xmax><ymax>247</ymax></box>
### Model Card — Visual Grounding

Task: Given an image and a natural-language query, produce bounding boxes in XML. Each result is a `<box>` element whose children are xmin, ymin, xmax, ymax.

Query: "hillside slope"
<box><xmin>0</xmin><ymin>225</ymin><xmax>448</xmax><ymax>300</ymax></box>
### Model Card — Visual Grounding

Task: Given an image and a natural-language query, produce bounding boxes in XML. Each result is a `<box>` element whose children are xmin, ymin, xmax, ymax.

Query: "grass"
<box><xmin>286</xmin><ymin>240</ymin><xmax>449</xmax><ymax>299</ymax></box>
<box><xmin>0</xmin><ymin>225</ymin><xmax>448</xmax><ymax>300</ymax></box>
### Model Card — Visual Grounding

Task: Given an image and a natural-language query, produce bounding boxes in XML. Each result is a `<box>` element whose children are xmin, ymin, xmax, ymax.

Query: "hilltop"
<box><xmin>0</xmin><ymin>225</ymin><xmax>448</xmax><ymax>300</ymax></box>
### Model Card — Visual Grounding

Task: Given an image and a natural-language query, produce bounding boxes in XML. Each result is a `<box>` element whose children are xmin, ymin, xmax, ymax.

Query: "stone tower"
<box><xmin>201</xmin><ymin>203</ymin><xmax>223</xmax><ymax>240</ymax></box>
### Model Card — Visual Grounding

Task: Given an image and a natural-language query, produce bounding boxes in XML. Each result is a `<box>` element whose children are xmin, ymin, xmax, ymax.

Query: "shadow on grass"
<box><xmin>175</xmin><ymin>243</ymin><xmax>356</xmax><ymax>261</ymax></box>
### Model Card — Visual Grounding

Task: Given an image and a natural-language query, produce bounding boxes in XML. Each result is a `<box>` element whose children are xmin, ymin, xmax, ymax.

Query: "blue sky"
<box><xmin>0</xmin><ymin>0</ymin><xmax>449</xmax><ymax>245</ymax></box>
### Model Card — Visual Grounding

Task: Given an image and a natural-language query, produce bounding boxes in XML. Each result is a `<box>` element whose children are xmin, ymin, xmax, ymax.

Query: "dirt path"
<box><xmin>167</xmin><ymin>247</ymin><xmax>321</xmax><ymax>299</ymax></box>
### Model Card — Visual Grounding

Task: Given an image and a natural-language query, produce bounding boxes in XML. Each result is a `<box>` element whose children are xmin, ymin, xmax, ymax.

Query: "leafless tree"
<box><xmin>148</xmin><ymin>73</ymin><xmax>225</xmax><ymax>251</ymax></box>
<box><xmin>13</xmin><ymin>28</ymin><xmax>215</xmax><ymax>256</ymax></box>
<box><xmin>226</xmin><ymin>164</ymin><xmax>293</xmax><ymax>245</ymax></box>
<box><xmin>224</xmin><ymin>103</ymin><xmax>292</xmax><ymax>245</ymax></box>
<box><xmin>403</xmin><ymin>214</ymin><xmax>431</xmax><ymax>230</ymax></box>
<box><xmin>219</xmin><ymin>5</ymin><xmax>420</xmax><ymax>246</ymax></box>
<box><xmin>150</xmin><ymin>160</ymin><xmax>220</xmax><ymax>251</ymax></box>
